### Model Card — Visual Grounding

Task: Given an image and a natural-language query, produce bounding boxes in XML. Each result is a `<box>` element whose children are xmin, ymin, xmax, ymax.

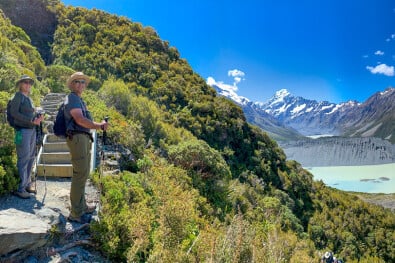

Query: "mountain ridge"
<box><xmin>212</xmin><ymin>82</ymin><xmax>395</xmax><ymax>143</ymax></box>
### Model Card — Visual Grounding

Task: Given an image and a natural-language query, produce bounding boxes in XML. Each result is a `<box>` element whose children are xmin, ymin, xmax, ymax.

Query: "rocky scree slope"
<box><xmin>280</xmin><ymin>137</ymin><xmax>395</xmax><ymax>167</ymax></box>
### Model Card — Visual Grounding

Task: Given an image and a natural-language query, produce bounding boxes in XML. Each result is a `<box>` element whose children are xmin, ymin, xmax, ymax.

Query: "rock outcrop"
<box><xmin>0</xmin><ymin>209</ymin><xmax>50</xmax><ymax>255</ymax></box>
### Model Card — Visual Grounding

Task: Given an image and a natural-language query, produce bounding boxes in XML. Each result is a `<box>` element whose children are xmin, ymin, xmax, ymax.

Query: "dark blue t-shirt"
<box><xmin>64</xmin><ymin>92</ymin><xmax>92</xmax><ymax>133</ymax></box>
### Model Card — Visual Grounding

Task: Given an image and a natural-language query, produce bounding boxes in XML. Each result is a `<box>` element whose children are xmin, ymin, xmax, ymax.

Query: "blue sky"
<box><xmin>62</xmin><ymin>0</ymin><xmax>395</xmax><ymax>103</ymax></box>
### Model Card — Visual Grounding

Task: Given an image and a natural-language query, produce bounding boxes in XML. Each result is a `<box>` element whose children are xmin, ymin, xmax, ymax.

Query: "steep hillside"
<box><xmin>0</xmin><ymin>1</ymin><xmax>394</xmax><ymax>262</ymax></box>
<box><xmin>343</xmin><ymin>88</ymin><xmax>395</xmax><ymax>143</ymax></box>
<box><xmin>242</xmin><ymin>101</ymin><xmax>305</xmax><ymax>141</ymax></box>
<box><xmin>0</xmin><ymin>7</ymin><xmax>49</xmax><ymax>195</ymax></box>
<box><xmin>0</xmin><ymin>0</ymin><xmax>58</xmax><ymax>64</ymax></box>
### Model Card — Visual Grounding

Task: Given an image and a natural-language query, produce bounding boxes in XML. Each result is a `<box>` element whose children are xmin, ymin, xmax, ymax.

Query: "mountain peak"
<box><xmin>274</xmin><ymin>89</ymin><xmax>291</xmax><ymax>99</ymax></box>
<box><xmin>265</xmin><ymin>89</ymin><xmax>292</xmax><ymax>106</ymax></box>
<box><xmin>379</xmin><ymin>87</ymin><xmax>395</xmax><ymax>96</ymax></box>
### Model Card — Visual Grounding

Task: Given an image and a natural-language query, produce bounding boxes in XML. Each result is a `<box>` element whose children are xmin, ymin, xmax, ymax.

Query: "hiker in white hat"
<box><xmin>64</xmin><ymin>72</ymin><xmax>108</xmax><ymax>223</ymax></box>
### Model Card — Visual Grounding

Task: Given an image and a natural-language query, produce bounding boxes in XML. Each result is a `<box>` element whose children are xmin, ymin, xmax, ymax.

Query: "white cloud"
<box><xmin>392</xmin><ymin>34</ymin><xmax>395</xmax><ymax>39</ymax></box>
<box><xmin>228</xmin><ymin>69</ymin><xmax>245</xmax><ymax>78</ymax></box>
<box><xmin>366</xmin><ymin>63</ymin><xmax>394</xmax><ymax>76</ymax></box>
<box><xmin>374</xmin><ymin>50</ymin><xmax>384</xmax><ymax>56</ymax></box>
<box><xmin>228</xmin><ymin>69</ymin><xmax>245</xmax><ymax>85</ymax></box>
<box><xmin>362</xmin><ymin>54</ymin><xmax>369</xmax><ymax>58</ymax></box>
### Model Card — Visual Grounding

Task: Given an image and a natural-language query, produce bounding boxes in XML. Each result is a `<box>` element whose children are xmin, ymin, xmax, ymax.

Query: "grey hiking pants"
<box><xmin>16</xmin><ymin>128</ymin><xmax>36</xmax><ymax>192</ymax></box>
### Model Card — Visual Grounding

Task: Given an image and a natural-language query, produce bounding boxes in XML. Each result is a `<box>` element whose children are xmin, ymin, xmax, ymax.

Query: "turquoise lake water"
<box><xmin>309</xmin><ymin>163</ymin><xmax>395</xmax><ymax>194</ymax></box>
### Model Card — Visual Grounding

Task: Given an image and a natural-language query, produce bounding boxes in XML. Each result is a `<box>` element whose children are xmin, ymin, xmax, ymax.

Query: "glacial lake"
<box><xmin>308</xmin><ymin>163</ymin><xmax>395</xmax><ymax>194</ymax></box>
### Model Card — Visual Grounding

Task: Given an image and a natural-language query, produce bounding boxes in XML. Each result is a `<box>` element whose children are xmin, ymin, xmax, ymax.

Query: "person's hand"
<box><xmin>100</xmin><ymin>120</ymin><xmax>109</xmax><ymax>131</ymax></box>
<box><xmin>33</xmin><ymin>114</ymin><xmax>44</xmax><ymax>125</ymax></box>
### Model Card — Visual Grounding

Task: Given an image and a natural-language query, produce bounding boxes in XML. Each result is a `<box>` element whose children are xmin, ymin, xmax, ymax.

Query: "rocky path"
<box><xmin>0</xmin><ymin>177</ymin><xmax>109</xmax><ymax>262</ymax></box>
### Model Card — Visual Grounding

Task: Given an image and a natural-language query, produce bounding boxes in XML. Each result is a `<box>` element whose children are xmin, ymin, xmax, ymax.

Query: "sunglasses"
<box><xmin>21</xmin><ymin>80</ymin><xmax>33</xmax><ymax>85</ymax></box>
<box><xmin>73</xmin><ymin>80</ymin><xmax>86</xmax><ymax>84</ymax></box>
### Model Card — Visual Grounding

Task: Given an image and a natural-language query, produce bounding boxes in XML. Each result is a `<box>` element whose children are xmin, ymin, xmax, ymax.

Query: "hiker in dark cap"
<box><xmin>64</xmin><ymin>72</ymin><xmax>109</xmax><ymax>223</ymax></box>
<box><xmin>9</xmin><ymin>75</ymin><xmax>44</xmax><ymax>199</ymax></box>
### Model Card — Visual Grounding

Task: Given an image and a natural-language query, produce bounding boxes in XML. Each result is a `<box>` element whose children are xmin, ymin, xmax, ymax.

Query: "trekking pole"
<box><xmin>33</xmin><ymin>112</ymin><xmax>45</xmax><ymax>195</ymax></box>
<box><xmin>40</xmin><ymin>118</ymin><xmax>47</xmax><ymax>195</ymax></box>
<box><xmin>100</xmin><ymin>117</ymin><xmax>109</xmax><ymax>175</ymax></box>
<box><xmin>98</xmin><ymin>117</ymin><xmax>109</xmax><ymax>212</ymax></box>
<box><xmin>33</xmin><ymin>126</ymin><xmax>40</xmax><ymax>195</ymax></box>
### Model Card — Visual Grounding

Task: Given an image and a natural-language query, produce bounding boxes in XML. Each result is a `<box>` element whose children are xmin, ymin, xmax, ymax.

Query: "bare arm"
<box><xmin>70</xmin><ymin>108</ymin><xmax>108</xmax><ymax>130</ymax></box>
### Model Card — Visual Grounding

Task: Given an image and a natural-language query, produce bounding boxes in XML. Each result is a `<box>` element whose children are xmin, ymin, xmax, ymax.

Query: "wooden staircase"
<box><xmin>36</xmin><ymin>134</ymin><xmax>73</xmax><ymax>177</ymax></box>
<box><xmin>35</xmin><ymin>93</ymin><xmax>96</xmax><ymax>178</ymax></box>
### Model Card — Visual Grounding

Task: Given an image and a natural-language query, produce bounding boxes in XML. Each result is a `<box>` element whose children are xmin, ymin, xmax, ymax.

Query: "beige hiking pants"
<box><xmin>66</xmin><ymin>133</ymin><xmax>91</xmax><ymax>218</ymax></box>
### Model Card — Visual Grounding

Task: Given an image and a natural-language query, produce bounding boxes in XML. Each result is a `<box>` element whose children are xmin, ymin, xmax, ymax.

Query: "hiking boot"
<box><xmin>15</xmin><ymin>191</ymin><xmax>31</xmax><ymax>199</ymax></box>
<box><xmin>67</xmin><ymin>213</ymin><xmax>92</xmax><ymax>224</ymax></box>
<box><xmin>25</xmin><ymin>185</ymin><xmax>37</xmax><ymax>194</ymax></box>
<box><xmin>85</xmin><ymin>203</ymin><xmax>96</xmax><ymax>214</ymax></box>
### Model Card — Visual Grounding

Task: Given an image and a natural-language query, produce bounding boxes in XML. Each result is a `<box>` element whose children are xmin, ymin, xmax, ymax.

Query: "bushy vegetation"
<box><xmin>0</xmin><ymin>1</ymin><xmax>393</xmax><ymax>262</ymax></box>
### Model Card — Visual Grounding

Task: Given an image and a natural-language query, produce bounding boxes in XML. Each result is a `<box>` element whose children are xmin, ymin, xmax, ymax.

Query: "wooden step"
<box><xmin>40</xmin><ymin>152</ymin><xmax>71</xmax><ymax>164</ymax></box>
<box><xmin>46</xmin><ymin>134</ymin><xmax>67</xmax><ymax>143</ymax></box>
<box><xmin>44</xmin><ymin>142</ymin><xmax>69</xmax><ymax>153</ymax></box>
<box><xmin>36</xmin><ymin>164</ymin><xmax>73</xmax><ymax>177</ymax></box>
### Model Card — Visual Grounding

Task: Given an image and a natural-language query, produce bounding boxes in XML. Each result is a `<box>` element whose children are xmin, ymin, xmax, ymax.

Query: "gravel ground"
<box><xmin>0</xmin><ymin>177</ymin><xmax>99</xmax><ymax>215</ymax></box>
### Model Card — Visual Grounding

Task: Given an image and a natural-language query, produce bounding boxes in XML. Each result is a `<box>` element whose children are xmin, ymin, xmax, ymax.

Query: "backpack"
<box><xmin>53</xmin><ymin>103</ymin><xmax>67</xmax><ymax>137</ymax></box>
<box><xmin>6</xmin><ymin>94</ymin><xmax>25</xmax><ymax>128</ymax></box>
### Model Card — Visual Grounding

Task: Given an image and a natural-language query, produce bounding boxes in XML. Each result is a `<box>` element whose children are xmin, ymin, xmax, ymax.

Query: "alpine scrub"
<box><xmin>0</xmin><ymin>1</ymin><xmax>393</xmax><ymax>262</ymax></box>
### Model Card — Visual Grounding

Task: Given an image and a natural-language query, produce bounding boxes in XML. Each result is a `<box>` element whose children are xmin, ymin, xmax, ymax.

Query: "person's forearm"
<box><xmin>74</xmin><ymin>117</ymin><xmax>102</xmax><ymax>130</ymax></box>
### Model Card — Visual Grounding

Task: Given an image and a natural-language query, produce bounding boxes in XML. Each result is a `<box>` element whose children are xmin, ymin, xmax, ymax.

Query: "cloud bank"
<box><xmin>366</xmin><ymin>63</ymin><xmax>394</xmax><ymax>76</ymax></box>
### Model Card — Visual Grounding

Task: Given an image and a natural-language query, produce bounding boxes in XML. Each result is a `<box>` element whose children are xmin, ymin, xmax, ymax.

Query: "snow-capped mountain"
<box><xmin>210</xmin><ymin>83</ymin><xmax>305</xmax><ymax>141</ymax></box>
<box><xmin>254</xmin><ymin>87</ymin><xmax>395</xmax><ymax>142</ymax></box>
<box><xmin>342</xmin><ymin>87</ymin><xmax>395</xmax><ymax>141</ymax></box>
<box><xmin>211</xmin><ymin>81</ymin><xmax>395</xmax><ymax>143</ymax></box>
<box><xmin>255</xmin><ymin>89</ymin><xmax>357</xmax><ymax>120</ymax></box>
<box><xmin>253</xmin><ymin>89</ymin><xmax>359</xmax><ymax>136</ymax></box>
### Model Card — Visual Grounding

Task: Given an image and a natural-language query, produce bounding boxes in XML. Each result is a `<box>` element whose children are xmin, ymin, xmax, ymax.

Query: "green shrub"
<box><xmin>0</xmin><ymin>123</ymin><xmax>18</xmax><ymax>195</ymax></box>
<box><xmin>168</xmin><ymin>139</ymin><xmax>231</xmax><ymax>216</ymax></box>
<box><xmin>43</xmin><ymin>64</ymin><xmax>74</xmax><ymax>93</ymax></box>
